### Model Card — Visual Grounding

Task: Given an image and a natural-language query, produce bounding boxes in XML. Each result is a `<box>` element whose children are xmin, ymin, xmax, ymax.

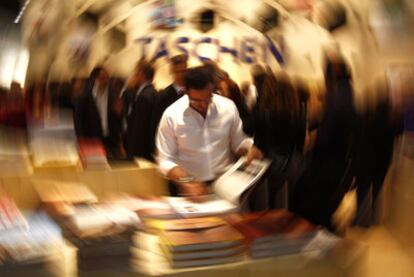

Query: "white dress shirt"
<box><xmin>156</xmin><ymin>94</ymin><xmax>253</xmax><ymax>182</ymax></box>
<box><xmin>92</xmin><ymin>84</ymin><xmax>109</xmax><ymax>137</ymax></box>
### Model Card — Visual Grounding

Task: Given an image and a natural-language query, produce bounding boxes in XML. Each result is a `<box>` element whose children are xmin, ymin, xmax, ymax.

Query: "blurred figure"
<box><xmin>246</xmin><ymin>73</ymin><xmax>302</xmax><ymax>209</ymax></box>
<box><xmin>0</xmin><ymin>82</ymin><xmax>26</xmax><ymax>128</ymax></box>
<box><xmin>123</xmin><ymin>60</ymin><xmax>157</xmax><ymax>160</ymax></box>
<box><xmin>25</xmin><ymin>81</ymin><xmax>50</xmax><ymax>123</ymax></box>
<box><xmin>290</xmin><ymin>54</ymin><xmax>357</xmax><ymax>231</ymax></box>
<box><xmin>218</xmin><ymin>71</ymin><xmax>251</xmax><ymax>135</ymax></box>
<box><xmin>156</xmin><ymin>66</ymin><xmax>256</xmax><ymax>196</ymax></box>
<box><xmin>201</xmin><ymin>59</ymin><xmax>222</xmax><ymax>92</ymax></box>
<box><xmin>74</xmin><ymin>67</ymin><xmax>123</xmax><ymax>159</ymax></box>
<box><xmin>58</xmin><ymin>78</ymin><xmax>86</xmax><ymax>110</ymax></box>
<box><xmin>151</xmin><ymin>55</ymin><xmax>188</xmax><ymax>157</ymax></box>
<box><xmin>353</xmin><ymin>82</ymin><xmax>402</xmax><ymax>227</ymax></box>
<box><xmin>243</xmin><ymin>64</ymin><xmax>267</xmax><ymax>136</ymax></box>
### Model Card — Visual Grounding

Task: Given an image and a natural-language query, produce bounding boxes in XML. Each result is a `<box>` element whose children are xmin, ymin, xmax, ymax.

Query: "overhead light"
<box><xmin>14</xmin><ymin>0</ymin><xmax>32</xmax><ymax>24</ymax></box>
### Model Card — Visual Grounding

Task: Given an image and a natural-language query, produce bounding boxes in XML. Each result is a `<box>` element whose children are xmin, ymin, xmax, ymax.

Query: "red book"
<box><xmin>224</xmin><ymin>210</ymin><xmax>317</xmax><ymax>245</ymax></box>
<box><xmin>78</xmin><ymin>138</ymin><xmax>107</xmax><ymax>157</ymax></box>
<box><xmin>78</xmin><ymin>138</ymin><xmax>109</xmax><ymax>169</ymax></box>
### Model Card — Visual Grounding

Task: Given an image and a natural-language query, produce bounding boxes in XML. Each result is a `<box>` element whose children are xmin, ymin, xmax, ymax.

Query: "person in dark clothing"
<box><xmin>246</xmin><ymin>73</ymin><xmax>303</xmax><ymax>209</ymax></box>
<box><xmin>123</xmin><ymin>60</ymin><xmax>157</xmax><ymax>161</ymax></box>
<box><xmin>150</xmin><ymin>55</ymin><xmax>187</xmax><ymax>158</ymax></box>
<box><xmin>243</xmin><ymin>64</ymin><xmax>267</xmax><ymax>136</ymax></box>
<box><xmin>353</xmin><ymin>85</ymin><xmax>400</xmax><ymax>227</ymax></box>
<box><xmin>218</xmin><ymin>71</ymin><xmax>251</xmax><ymax>134</ymax></box>
<box><xmin>290</xmin><ymin>54</ymin><xmax>357</xmax><ymax>231</ymax></box>
<box><xmin>74</xmin><ymin>67</ymin><xmax>123</xmax><ymax>159</ymax></box>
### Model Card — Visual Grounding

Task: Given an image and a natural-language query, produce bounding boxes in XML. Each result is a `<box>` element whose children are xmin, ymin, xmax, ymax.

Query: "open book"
<box><xmin>167</xmin><ymin>157</ymin><xmax>271</xmax><ymax>217</ymax></box>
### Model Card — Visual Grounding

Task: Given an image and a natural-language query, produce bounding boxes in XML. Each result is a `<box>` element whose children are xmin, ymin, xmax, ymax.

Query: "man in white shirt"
<box><xmin>156</xmin><ymin>66</ymin><xmax>260</xmax><ymax>196</ymax></box>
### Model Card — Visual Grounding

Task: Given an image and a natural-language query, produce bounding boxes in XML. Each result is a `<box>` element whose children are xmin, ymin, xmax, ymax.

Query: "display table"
<box><xmin>0</xmin><ymin>159</ymin><xmax>168</xmax><ymax>210</ymax></box>
<box><xmin>74</xmin><ymin>240</ymin><xmax>365</xmax><ymax>277</ymax></box>
<box><xmin>0</xmin><ymin>159</ymin><xmax>366</xmax><ymax>277</ymax></box>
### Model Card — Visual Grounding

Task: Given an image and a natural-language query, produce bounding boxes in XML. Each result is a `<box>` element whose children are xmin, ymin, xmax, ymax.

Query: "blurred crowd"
<box><xmin>0</xmin><ymin>51</ymin><xmax>406</xmax><ymax>232</ymax></box>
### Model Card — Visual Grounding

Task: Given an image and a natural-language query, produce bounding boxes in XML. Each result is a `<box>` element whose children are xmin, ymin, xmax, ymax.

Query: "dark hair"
<box><xmin>184</xmin><ymin>66</ymin><xmax>213</xmax><ymax>90</ymax></box>
<box><xmin>89</xmin><ymin>66</ymin><xmax>107</xmax><ymax>81</ymax></box>
<box><xmin>136</xmin><ymin>60</ymin><xmax>155</xmax><ymax>81</ymax></box>
<box><xmin>170</xmin><ymin>54</ymin><xmax>188</xmax><ymax>66</ymax></box>
<box><xmin>251</xmin><ymin>64</ymin><xmax>266</xmax><ymax>86</ymax></box>
<box><xmin>259</xmin><ymin>73</ymin><xmax>299</xmax><ymax>121</ymax></box>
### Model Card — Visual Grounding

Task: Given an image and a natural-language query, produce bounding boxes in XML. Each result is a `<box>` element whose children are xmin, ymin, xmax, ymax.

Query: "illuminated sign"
<box><xmin>135</xmin><ymin>35</ymin><xmax>285</xmax><ymax>65</ymax></box>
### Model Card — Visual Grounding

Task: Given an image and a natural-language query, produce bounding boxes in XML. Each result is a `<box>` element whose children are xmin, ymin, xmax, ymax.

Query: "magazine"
<box><xmin>213</xmin><ymin>157</ymin><xmax>271</xmax><ymax>204</ymax></box>
<box><xmin>167</xmin><ymin>157</ymin><xmax>271</xmax><ymax>217</ymax></box>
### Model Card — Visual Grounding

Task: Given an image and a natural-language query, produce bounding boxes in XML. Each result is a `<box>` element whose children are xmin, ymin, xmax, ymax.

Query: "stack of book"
<box><xmin>33</xmin><ymin>179</ymin><xmax>98</xmax><ymax>218</ymax></box>
<box><xmin>132</xmin><ymin>217</ymin><xmax>245</xmax><ymax>271</ymax></box>
<box><xmin>63</xmin><ymin>204</ymin><xmax>140</xmax><ymax>270</ymax></box>
<box><xmin>0</xmin><ymin>211</ymin><xmax>65</xmax><ymax>275</ymax></box>
<box><xmin>224</xmin><ymin>210</ymin><xmax>318</xmax><ymax>259</ymax></box>
<box><xmin>78</xmin><ymin>138</ymin><xmax>110</xmax><ymax>170</ymax></box>
<box><xmin>0</xmin><ymin>195</ymin><xmax>28</xmax><ymax>231</ymax></box>
<box><xmin>28</xmin><ymin>114</ymin><xmax>80</xmax><ymax>169</ymax></box>
<box><xmin>33</xmin><ymin>180</ymin><xmax>140</xmax><ymax>270</ymax></box>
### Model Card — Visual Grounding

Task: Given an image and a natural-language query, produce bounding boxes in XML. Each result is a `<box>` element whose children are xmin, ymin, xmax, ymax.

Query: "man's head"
<box><xmin>170</xmin><ymin>55</ymin><xmax>187</xmax><ymax>87</ymax></box>
<box><xmin>184</xmin><ymin>66</ymin><xmax>214</xmax><ymax>117</ymax></box>
<box><xmin>134</xmin><ymin>59</ymin><xmax>155</xmax><ymax>87</ymax></box>
<box><xmin>10</xmin><ymin>81</ymin><xmax>22</xmax><ymax>94</ymax></box>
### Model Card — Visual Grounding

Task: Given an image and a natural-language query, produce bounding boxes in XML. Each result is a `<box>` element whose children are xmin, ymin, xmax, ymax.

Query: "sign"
<box><xmin>135</xmin><ymin>34</ymin><xmax>285</xmax><ymax>65</ymax></box>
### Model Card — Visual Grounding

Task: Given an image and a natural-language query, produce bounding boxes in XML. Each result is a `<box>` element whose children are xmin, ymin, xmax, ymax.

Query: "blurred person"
<box><xmin>25</xmin><ymin>81</ymin><xmax>50</xmax><ymax>123</ymax></box>
<box><xmin>243</xmin><ymin>64</ymin><xmax>267</xmax><ymax>136</ymax></box>
<box><xmin>150</xmin><ymin>55</ymin><xmax>188</xmax><ymax>158</ymax></box>
<box><xmin>353</xmin><ymin>82</ymin><xmax>402</xmax><ymax>227</ymax></box>
<box><xmin>201</xmin><ymin>59</ymin><xmax>222</xmax><ymax>92</ymax></box>
<box><xmin>218</xmin><ymin>71</ymin><xmax>251</xmax><ymax>136</ymax></box>
<box><xmin>156</xmin><ymin>66</ymin><xmax>258</xmax><ymax>196</ymax></box>
<box><xmin>0</xmin><ymin>82</ymin><xmax>26</xmax><ymax>128</ymax></box>
<box><xmin>123</xmin><ymin>59</ymin><xmax>157</xmax><ymax>160</ymax></box>
<box><xmin>74</xmin><ymin>67</ymin><xmax>123</xmax><ymax>159</ymax></box>
<box><xmin>58</xmin><ymin>78</ymin><xmax>86</xmax><ymax>110</ymax></box>
<box><xmin>290</xmin><ymin>54</ymin><xmax>358</xmax><ymax>231</ymax></box>
<box><xmin>246</xmin><ymin>73</ymin><xmax>302</xmax><ymax>209</ymax></box>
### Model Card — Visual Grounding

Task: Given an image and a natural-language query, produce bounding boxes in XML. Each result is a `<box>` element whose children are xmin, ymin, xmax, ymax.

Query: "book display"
<box><xmin>224</xmin><ymin>210</ymin><xmax>318</xmax><ymax>259</ymax></box>
<box><xmin>0</xmin><ymin>192</ymin><xmax>66</xmax><ymax>276</ymax></box>
<box><xmin>0</xmin><ymin>168</ymin><xmax>362</xmax><ymax>277</ymax></box>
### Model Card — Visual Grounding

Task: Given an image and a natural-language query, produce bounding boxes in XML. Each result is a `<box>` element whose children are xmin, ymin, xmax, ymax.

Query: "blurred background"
<box><xmin>0</xmin><ymin>0</ymin><xmax>413</xmax><ymax>276</ymax></box>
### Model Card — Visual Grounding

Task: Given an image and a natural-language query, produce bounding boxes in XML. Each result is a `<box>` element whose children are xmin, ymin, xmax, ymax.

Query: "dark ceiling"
<box><xmin>0</xmin><ymin>0</ymin><xmax>21</xmax><ymax>14</ymax></box>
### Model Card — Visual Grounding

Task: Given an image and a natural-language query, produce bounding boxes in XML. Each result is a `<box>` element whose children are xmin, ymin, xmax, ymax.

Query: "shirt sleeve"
<box><xmin>156</xmin><ymin>112</ymin><xmax>179</xmax><ymax>176</ymax></box>
<box><xmin>229</xmin><ymin>102</ymin><xmax>254</xmax><ymax>152</ymax></box>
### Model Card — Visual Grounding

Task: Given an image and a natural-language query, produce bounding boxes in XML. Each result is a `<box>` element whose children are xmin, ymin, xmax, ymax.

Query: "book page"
<box><xmin>166</xmin><ymin>196</ymin><xmax>238</xmax><ymax>218</ymax></box>
<box><xmin>213</xmin><ymin>157</ymin><xmax>271</xmax><ymax>204</ymax></box>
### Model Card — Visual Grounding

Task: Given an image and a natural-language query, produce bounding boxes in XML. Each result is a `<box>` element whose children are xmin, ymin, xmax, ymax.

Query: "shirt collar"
<box><xmin>92</xmin><ymin>83</ymin><xmax>108</xmax><ymax>98</ymax></box>
<box><xmin>184</xmin><ymin>94</ymin><xmax>217</xmax><ymax>117</ymax></box>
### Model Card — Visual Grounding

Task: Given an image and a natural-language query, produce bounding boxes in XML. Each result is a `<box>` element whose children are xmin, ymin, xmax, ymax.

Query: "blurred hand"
<box><xmin>179</xmin><ymin>182</ymin><xmax>209</xmax><ymax>198</ymax></box>
<box><xmin>245</xmin><ymin>145</ymin><xmax>263</xmax><ymax>165</ymax></box>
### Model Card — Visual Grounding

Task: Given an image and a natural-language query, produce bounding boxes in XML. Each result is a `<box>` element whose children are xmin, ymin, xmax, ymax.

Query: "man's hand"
<box><xmin>245</xmin><ymin>145</ymin><xmax>264</xmax><ymax>165</ymax></box>
<box><xmin>178</xmin><ymin>182</ymin><xmax>209</xmax><ymax>198</ymax></box>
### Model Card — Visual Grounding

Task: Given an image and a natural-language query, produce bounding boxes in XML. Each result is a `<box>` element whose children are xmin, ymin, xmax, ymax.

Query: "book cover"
<box><xmin>224</xmin><ymin>210</ymin><xmax>317</xmax><ymax>244</ymax></box>
<box><xmin>144</xmin><ymin>217</ymin><xmax>226</xmax><ymax>231</ymax></box>
<box><xmin>161</xmin><ymin>225</ymin><xmax>243</xmax><ymax>252</ymax></box>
